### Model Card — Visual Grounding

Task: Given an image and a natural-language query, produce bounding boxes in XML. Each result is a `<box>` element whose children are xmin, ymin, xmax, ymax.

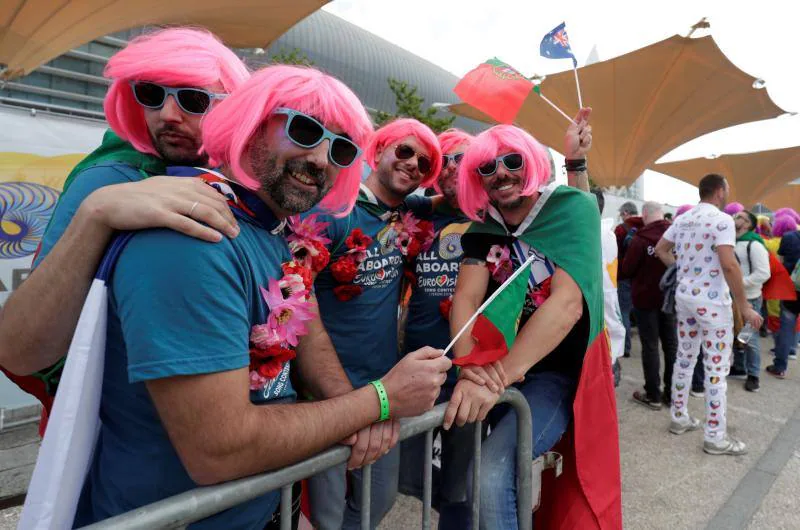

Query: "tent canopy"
<box><xmin>0</xmin><ymin>0</ymin><xmax>327</xmax><ymax>78</ymax></box>
<box><xmin>447</xmin><ymin>34</ymin><xmax>786</xmax><ymax>188</ymax></box>
<box><xmin>760</xmin><ymin>184</ymin><xmax>800</xmax><ymax>212</ymax></box>
<box><xmin>651</xmin><ymin>146</ymin><xmax>800</xmax><ymax>205</ymax></box>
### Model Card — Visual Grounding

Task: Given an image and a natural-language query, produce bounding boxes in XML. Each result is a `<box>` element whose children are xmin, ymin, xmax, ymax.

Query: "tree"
<box><xmin>375</xmin><ymin>78</ymin><xmax>455</xmax><ymax>133</ymax></box>
<box><xmin>269</xmin><ymin>47</ymin><xmax>314</xmax><ymax>67</ymax></box>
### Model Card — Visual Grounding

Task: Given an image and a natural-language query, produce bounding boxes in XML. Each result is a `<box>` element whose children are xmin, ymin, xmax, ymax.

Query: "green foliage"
<box><xmin>270</xmin><ymin>48</ymin><xmax>314</xmax><ymax>67</ymax></box>
<box><xmin>375</xmin><ymin>78</ymin><xmax>455</xmax><ymax>133</ymax></box>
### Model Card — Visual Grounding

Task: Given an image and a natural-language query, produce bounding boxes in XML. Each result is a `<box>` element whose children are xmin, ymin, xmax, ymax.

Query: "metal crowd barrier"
<box><xmin>80</xmin><ymin>388</ymin><xmax>534</xmax><ymax>530</ymax></box>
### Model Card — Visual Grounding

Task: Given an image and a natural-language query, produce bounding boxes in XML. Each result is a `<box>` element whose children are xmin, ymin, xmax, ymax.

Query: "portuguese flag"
<box><xmin>463</xmin><ymin>185</ymin><xmax>622</xmax><ymax>529</ymax></box>
<box><xmin>453</xmin><ymin>58</ymin><xmax>533</xmax><ymax>124</ymax></box>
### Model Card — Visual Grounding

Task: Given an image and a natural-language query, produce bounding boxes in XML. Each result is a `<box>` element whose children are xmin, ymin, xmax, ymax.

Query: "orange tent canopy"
<box><xmin>0</xmin><ymin>0</ymin><xmax>327</xmax><ymax>78</ymax></box>
<box><xmin>758</xmin><ymin>182</ymin><xmax>800</xmax><ymax>212</ymax></box>
<box><xmin>447</xmin><ymin>34</ymin><xmax>786</xmax><ymax>188</ymax></box>
<box><xmin>651</xmin><ymin>146</ymin><xmax>800</xmax><ymax>205</ymax></box>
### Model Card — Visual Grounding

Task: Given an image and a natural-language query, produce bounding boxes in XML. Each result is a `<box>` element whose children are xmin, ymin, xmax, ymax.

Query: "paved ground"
<box><xmin>4</xmin><ymin>333</ymin><xmax>800</xmax><ymax>529</ymax></box>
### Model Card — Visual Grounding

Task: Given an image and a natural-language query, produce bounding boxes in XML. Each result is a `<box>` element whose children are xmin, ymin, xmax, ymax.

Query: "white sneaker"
<box><xmin>669</xmin><ymin>416</ymin><xmax>701</xmax><ymax>435</ymax></box>
<box><xmin>690</xmin><ymin>389</ymin><xmax>704</xmax><ymax>398</ymax></box>
<box><xmin>704</xmin><ymin>437</ymin><xmax>747</xmax><ymax>456</ymax></box>
<box><xmin>790</xmin><ymin>354</ymin><xmax>797</xmax><ymax>361</ymax></box>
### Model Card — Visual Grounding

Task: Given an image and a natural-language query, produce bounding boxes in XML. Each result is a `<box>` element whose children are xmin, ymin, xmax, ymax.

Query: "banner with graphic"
<box><xmin>0</xmin><ymin>106</ymin><xmax>106</xmax><ymax>306</ymax></box>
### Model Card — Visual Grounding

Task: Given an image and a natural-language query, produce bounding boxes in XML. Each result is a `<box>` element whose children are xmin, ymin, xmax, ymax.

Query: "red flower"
<box><xmin>405</xmin><ymin>238</ymin><xmax>423</xmax><ymax>260</ymax></box>
<box><xmin>257</xmin><ymin>358</ymin><xmax>284</xmax><ymax>379</ymax></box>
<box><xmin>439</xmin><ymin>297</ymin><xmax>453</xmax><ymax>320</ymax></box>
<box><xmin>403</xmin><ymin>268</ymin><xmax>417</xmax><ymax>285</ymax></box>
<box><xmin>282</xmin><ymin>261</ymin><xmax>313</xmax><ymax>292</ymax></box>
<box><xmin>346</xmin><ymin>228</ymin><xmax>372</xmax><ymax>250</ymax></box>
<box><xmin>333</xmin><ymin>284</ymin><xmax>363</xmax><ymax>301</ymax></box>
<box><xmin>310</xmin><ymin>240</ymin><xmax>331</xmax><ymax>273</ymax></box>
<box><xmin>331</xmin><ymin>255</ymin><xmax>359</xmax><ymax>283</ymax></box>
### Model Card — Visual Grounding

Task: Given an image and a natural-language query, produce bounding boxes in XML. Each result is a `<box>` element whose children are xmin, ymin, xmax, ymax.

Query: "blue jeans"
<box><xmin>307</xmin><ymin>444</ymin><xmax>400</xmax><ymax>530</ymax></box>
<box><xmin>399</xmin><ymin>386</ymin><xmax>473</xmax><ymax>530</ymax></box>
<box><xmin>473</xmin><ymin>371</ymin><xmax>576</xmax><ymax>530</ymax></box>
<box><xmin>618</xmin><ymin>279</ymin><xmax>633</xmax><ymax>355</ymax></box>
<box><xmin>734</xmin><ymin>296</ymin><xmax>763</xmax><ymax>376</ymax></box>
<box><xmin>773</xmin><ymin>302</ymin><xmax>798</xmax><ymax>372</ymax></box>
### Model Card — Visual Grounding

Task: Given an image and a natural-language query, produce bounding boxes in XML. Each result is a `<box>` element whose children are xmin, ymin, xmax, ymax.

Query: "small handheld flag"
<box><xmin>453</xmin><ymin>58</ymin><xmax>533</xmax><ymax>124</ymax></box>
<box><xmin>540</xmin><ymin>22</ymin><xmax>577</xmax><ymax>66</ymax></box>
<box><xmin>445</xmin><ymin>252</ymin><xmax>537</xmax><ymax>364</ymax></box>
<box><xmin>540</xmin><ymin>22</ymin><xmax>584</xmax><ymax>108</ymax></box>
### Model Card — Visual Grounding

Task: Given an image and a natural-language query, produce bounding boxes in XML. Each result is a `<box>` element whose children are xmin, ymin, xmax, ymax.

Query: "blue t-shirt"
<box><xmin>309</xmin><ymin>193</ymin><xmax>431</xmax><ymax>388</ymax></box>
<box><xmin>779</xmin><ymin>230</ymin><xmax>800</xmax><ymax>275</ymax></box>
<box><xmin>37</xmin><ymin>164</ymin><xmax>294</xmax><ymax>528</ymax></box>
<box><xmin>404</xmin><ymin>205</ymin><xmax>469</xmax><ymax>385</ymax></box>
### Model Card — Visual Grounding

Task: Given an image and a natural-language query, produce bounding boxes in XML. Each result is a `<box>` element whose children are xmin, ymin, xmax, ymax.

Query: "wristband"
<box><xmin>564</xmin><ymin>158</ymin><xmax>587</xmax><ymax>172</ymax></box>
<box><xmin>370</xmin><ymin>380</ymin><xmax>391</xmax><ymax>422</ymax></box>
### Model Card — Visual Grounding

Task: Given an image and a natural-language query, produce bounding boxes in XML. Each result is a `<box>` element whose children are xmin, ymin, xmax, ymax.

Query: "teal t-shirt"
<box><xmin>36</xmin><ymin>164</ymin><xmax>295</xmax><ymax>528</ymax></box>
<box><xmin>403</xmin><ymin>204</ymin><xmax>469</xmax><ymax>386</ymax></box>
<box><xmin>309</xmin><ymin>193</ymin><xmax>431</xmax><ymax>388</ymax></box>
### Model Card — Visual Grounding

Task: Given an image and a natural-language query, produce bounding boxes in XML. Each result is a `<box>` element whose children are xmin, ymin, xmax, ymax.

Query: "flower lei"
<box><xmin>487</xmin><ymin>244</ymin><xmax>514</xmax><ymax>283</ymax></box>
<box><xmin>329</xmin><ymin>211</ymin><xmax>435</xmax><ymax>301</ymax></box>
<box><xmin>248</xmin><ymin>214</ymin><xmax>331</xmax><ymax>390</ymax></box>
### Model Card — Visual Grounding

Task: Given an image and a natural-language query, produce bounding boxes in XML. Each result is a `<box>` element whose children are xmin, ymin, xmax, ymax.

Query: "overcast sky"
<box><xmin>324</xmin><ymin>0</ymin><xmax>800</xmax><ymax>206</ymax></box>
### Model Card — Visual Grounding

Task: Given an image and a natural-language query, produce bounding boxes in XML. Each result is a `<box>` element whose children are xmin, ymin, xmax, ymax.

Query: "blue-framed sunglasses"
<box><xmin>442</xmin><ymin>152</ymin><xmax>464</xmax><ymax>167</ymax></box>
<box><xmin>130</xmin><ymin>81</ymin><xmax>226</xmax><ymax>115</ymax></box>
<box><xmin>477</xmin><ymin>152</ymin><xmax>525</xmax><ymax>177</ymax></box>
<box><xmin>273</xmin><ymin>107</ymin><xmax>362</xmax><ymax>168</ymax></box>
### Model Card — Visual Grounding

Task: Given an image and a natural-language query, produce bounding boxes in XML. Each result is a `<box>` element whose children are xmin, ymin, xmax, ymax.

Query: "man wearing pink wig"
<box><xmin>445</xmin><ymin>124</ymin><xmax>622</xmax><ymax>529</ymax></box>
<box><xmin>305</xmin><ymin>118</ymin><xmax>442</xmax><ymax>529</ymax></box>
<box><xmin>0</xmin><ymin>27</ymin><xmax>249</xmax><ymax>431</ymax></box>
<box><xmin>63</xmin><ymin>64</ymin><xmax>449</xmax><ymax>528</ymax></box>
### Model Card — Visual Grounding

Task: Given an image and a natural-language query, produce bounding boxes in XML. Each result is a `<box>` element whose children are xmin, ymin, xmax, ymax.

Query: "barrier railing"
<box><xmin>80</xmin><ymin>388</ymin><xmax>533</xmax><ymax>530</ymax></box>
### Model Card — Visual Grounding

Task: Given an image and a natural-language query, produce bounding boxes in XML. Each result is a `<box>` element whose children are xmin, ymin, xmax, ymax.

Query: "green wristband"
<box><xmin>370</xmin><ymin>380</ymin><xmax>391</xmax><ymax>422</ymax></box>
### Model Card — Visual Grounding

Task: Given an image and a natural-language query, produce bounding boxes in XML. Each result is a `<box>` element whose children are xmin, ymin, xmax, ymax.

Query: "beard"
<box><xmin>250</xmin><ymin>144</ymin><xmax>331</xmax><ymax>215</ymax></box>
<box><xmin>487</xmin><ymin>176</ymin><xmax>524</xmax><ymax>210</ymax></box>
<box><xmin>379</xmin><ymin>166</ymin><xmax>419</xmax><ymax>198</ymax></box>
<box><xmin>151</xmin><ymin>126</ymin><xmax>208</xmax><ymax>166</ymax></box>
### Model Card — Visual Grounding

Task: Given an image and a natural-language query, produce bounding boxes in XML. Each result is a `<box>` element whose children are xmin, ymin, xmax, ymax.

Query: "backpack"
<box><xmin>621</xmin><ymin>224</ymin><xmax>638</xmax><ymax>255</ymax></box>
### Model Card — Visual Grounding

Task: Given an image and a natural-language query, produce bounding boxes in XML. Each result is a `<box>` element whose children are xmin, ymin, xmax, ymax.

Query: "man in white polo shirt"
<box><xmin>655</xmin><ymin>174</ymin><xmax>762</xmax><ymax>456</ymax></box>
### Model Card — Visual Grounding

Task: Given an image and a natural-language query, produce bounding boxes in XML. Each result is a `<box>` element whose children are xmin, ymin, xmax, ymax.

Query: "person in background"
<box><xmin>594</xmin><ymin>189</ymin><xmax>626</xmax><ymax>387</ymax></box>
<box><xmin>656</xmin><ymin>174</ymin><xmax>762</xmax><ymax>456</ymax></box>
<box><xmin>615</xmin><ymin>201</ymin><xmax>644</xmax><ymax>358</ymax></box>
<box><xmin>620</xmin><ymin>201</ymin><xmax>675</xmax><ymax>409</ymax></box>
<box><xmin>730</xmin><ymin>210</ymin><xmax>770</xmax><ymax>392</ymax></box>
<box><xmin>767</xmin><ymin>215</ymin><xmax>800</xmax><ymax>378</ymax></box>
<box><xmin>724</xmin><ymin>202</ymin><xmax>745</xmax><ymax>216</ymax></box>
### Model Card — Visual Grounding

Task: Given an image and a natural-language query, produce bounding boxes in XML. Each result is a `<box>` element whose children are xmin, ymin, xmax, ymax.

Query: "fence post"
<box><xmin>360</xmin><ymin>464</ymin><xmax>372</xmax><ymax>530</ymax></box>
<box><xmin>280</xmin><ymin>484</ymin><xmax>292</xmax><ymax>530</ymax></box>
<box><xmin>422</xmin><ymin>429</ymin><xmax>433</xmax><ymax>530</ymax></box>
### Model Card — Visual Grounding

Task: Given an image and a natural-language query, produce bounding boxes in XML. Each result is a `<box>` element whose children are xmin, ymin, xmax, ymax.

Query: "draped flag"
<box><xmin>453</xmin><ymin>58</ymin><xmax>533</xmax><ymax>124</ymax></box>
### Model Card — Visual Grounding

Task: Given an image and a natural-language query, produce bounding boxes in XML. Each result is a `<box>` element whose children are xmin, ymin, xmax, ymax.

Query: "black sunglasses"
<box><xmin>273</xmin><ymin>107</ymin><xmax>362</xmax><ymax>168</ymax></box>
<box><xmin>130</xmin><ymin>82</ymin><xmax>226</xmax><ymax>115</ymax></box>
<box><xmin>442</xmin><ymin>152</ymin><xmax>464</xmax><ymax>167</ymax></box>
<box><xmin>395</xmin><ymin>144</ymin><xmax>432</xmax><ymax>176</ymax></box>
<box><xmin>478</xmin><ymin>153</ymin><xmax>525</xmax><ymax>177</ymax></box>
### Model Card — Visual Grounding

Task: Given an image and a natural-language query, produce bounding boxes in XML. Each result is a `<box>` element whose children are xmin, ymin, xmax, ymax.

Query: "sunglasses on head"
<box><xmin>477</xmin><ymin>153</ymin><xmax>525</xmax><ymax>177</ymax></box>
<box><xmin>442</xmin><ymin>152</ymin><xmax>464</xmax><ymax>167</ymax></box>
<box><xmin>394</xmin><ymin>144</ymin><xmax>433</xmax><ymax>176</ymax></box>
<box><xmin>273</xmin><ymin>107</ymin><xmax>362</xmax><ymax>168</ymax></box>
<box><xmin>130</xmin><ymin>81</ymin><xmax>226</xmax><ymax>115</ymax></box>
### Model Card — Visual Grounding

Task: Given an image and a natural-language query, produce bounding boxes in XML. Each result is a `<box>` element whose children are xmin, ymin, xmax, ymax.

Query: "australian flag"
<box><xmin>540</xmin><ymin>22</ymin><xmax>577</xmax><ymax>67</ymax></box>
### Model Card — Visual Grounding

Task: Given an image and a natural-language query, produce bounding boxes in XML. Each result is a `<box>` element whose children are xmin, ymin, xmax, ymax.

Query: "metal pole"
<box><xmin>507</xmin><ymin>389</ymin><xmax>534</xmax><ymax>530</ymax></box>
<box><xmin>422</xmin><ymin>429</ymin><xmax>433</xmax><ymax>530</ymax></box>
<box><xmin>471</xmin><ymin>421</ymin><xmax>482</xmax><ymax>530</ymax></box>
<box><xmin>280</xmin><ymin>484</ymin><xmax>292</xmax><ymax>530</ymax></box>
<box><xmin>361</xmin><ymin>464</ymin><xmax>372</xmax><ymax>530</ymax></box>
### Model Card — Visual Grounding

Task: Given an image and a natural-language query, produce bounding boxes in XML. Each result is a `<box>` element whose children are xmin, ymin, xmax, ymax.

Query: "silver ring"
<box><xmin>189</xmin><ymin>201</ymin><xmax>199</xmax><ymax>217</ymax></box>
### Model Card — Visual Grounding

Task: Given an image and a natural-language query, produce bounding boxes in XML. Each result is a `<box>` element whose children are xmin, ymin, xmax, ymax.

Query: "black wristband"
<box><xmin>564</xmin><ymin>158</ymin><xmax>587</xmax><ymax>172</ymax></box>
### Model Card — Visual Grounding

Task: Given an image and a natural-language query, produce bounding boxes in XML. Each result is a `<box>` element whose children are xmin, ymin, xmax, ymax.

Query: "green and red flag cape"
<box><xmin>0</xmin><ymin>129</ymin><xmax>165</xmax><ymax>436</ymax></box>
<box><xmin>463</xmin><ymin>185</ymin><xmax>622</xmax><ymax>529</ymax></box>
<box><xmin>453</xmin><ymin>58</ymin><xmax>533</xmax><ymax>125</ymax></box>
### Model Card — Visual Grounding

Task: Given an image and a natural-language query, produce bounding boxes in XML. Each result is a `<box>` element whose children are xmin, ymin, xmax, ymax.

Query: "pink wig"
<box><xmin>103</xmin><ymin>27</ymin><xmax>250</xmax><ymax>156</ymax></box>
<box><xmin>775</xmin><ymin>208</ymin><xmax>800</xmax><ymax>223</ymax></box>
<box><xmin>773</xmin><ymin>215</ymin><xmax>798</xmax><ymax>238</ymax></box>
<box><xmin>433</xmin><ymin>128</ymin><xmax>474</xmax><ymax>193</ymax></box>
<box><xmin>457</xmin><ymin>125</ymin><xmax>551</xmax><ymax>221</ymax></box>
<box><xmin>364</xmin><ymin>119</ymin><xmax>442</xmax><ymax>188</ymax></box>
<box><xmin>675</xmin><ymin>204</ymin><xmax>694</xmax><ymax>218</ymax></box>
<box><xmin>202</xmin><ymin>65</ymin><xmax>373</xmax><ymax>215</ymax></box>
<box><xmin>723</xmin><ymin>202</ymin><xmax>744</xmax><ymax>216</ymax></box>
